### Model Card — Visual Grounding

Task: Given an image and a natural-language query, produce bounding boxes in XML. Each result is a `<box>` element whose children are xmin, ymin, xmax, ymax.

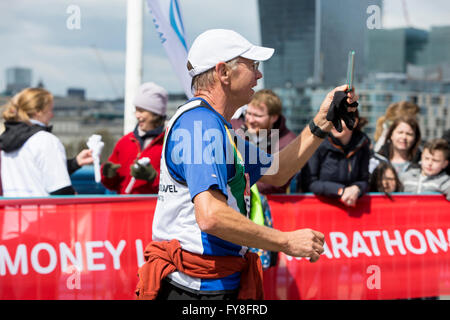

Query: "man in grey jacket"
<box><xmin>400</xmin><ymin>138</ymin><xmax>450</xmax><ymax>200</ymax></box>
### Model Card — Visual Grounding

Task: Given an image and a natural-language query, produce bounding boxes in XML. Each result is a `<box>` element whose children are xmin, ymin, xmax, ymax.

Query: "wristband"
<box><xmin>309</xmin><ymin>120</ymin><xmax>328</xmax><ymax>139</ymax></box>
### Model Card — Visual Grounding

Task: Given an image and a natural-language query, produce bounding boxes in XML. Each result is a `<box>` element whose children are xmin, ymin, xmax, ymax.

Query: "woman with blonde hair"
<box><xmin>0</xmin><ymin>88</ymin><xmax>83</xmax><ymax>196</ymax></box>
<box><xmin>373</xmin><ymin>101</ymin><xmax>420</xmax><ymax>152</ymax></box>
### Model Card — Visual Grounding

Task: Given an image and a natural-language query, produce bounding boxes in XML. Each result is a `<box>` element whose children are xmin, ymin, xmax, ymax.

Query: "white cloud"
<box><xmin>1</xmin><ymin>0</ymin><xmax>450</xmax><ymax>100</ymax></box>
<box><xmin>29</xmin><ymin>44</ymin><xmax>125</xmax><ymax>99</ymax></box>
<box><xmin>0</xmin><ymin>0</ymin><xmax>261</xmax><ymax>98</ymax></box>
<box><xmin>383</xmin><ymin>0</ymin><xmax>450</xmax><ymax>30</ymax></box>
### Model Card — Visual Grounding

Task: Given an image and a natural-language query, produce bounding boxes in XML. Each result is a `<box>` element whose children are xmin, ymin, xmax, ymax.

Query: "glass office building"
<box><xmin>5</xmin><ymin>67</ymin><xmax>32</xmax><ymax>95</ymax></box>
<box><xmin>258</xmin><ymin>1</ymin><xmax>449</xmax><ymax>140</ymax></box>
<box><xmin>418</xmin><ymin>26</ymin><xmax>450</xmax><ymax>67</ymax></box>
<box><xmin>258</xmin><ymin>0</ymin><xmax>381</xmax><ymax>133</ymax></box>
<box><xmin>366</xmin><ymin>28</ymin><xmax>428</xmax><ymax>74</ymax></box>
<box><xmin>278</xmin><ymin>76</ymin><xmax>450</xmax><ymax>141</ymax></box>
<box><xmin>258</xmin><ymin>0</ymin><xmax>380</xmax><ymax>89</ymax></box>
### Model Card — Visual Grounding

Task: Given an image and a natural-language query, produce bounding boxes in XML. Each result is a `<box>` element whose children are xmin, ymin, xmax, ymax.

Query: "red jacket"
<box><xmin>100</xmin><ymin>131</ymin><xmax>164</xmax><ymax>194</ymax></box>
<box><xmin>135</xmin><ymin>239</ymin><xmax>264</xmax><ymax>300</ymax></box>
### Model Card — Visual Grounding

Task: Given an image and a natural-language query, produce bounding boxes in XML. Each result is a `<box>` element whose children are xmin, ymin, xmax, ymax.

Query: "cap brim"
<box><xmin>241</xmin><ymin>45</ymin><xmax>274</xmax><ymax>62</ymax></box>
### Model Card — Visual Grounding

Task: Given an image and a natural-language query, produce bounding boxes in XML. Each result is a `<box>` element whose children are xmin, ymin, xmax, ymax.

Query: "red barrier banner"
<box><xmin>0</xmin><ymin>194</ymin><xmax>449</xmax><ymax>300</ymax></box>
<box><xmin>0</xmin><ymin>196</ymin><xmax>156</xmax><ymax>300</ymax></box>
<box><xmin>264</xmin><ymin>194</ymin><xmax>450</xmax><ymax>300</ymax></box>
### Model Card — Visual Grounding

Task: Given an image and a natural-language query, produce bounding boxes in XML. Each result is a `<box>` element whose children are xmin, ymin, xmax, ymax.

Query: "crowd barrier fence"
<box><xmin>0</xmin><ymin>194</ymin><xmax>449</xmax><ymax>300</ymax></box>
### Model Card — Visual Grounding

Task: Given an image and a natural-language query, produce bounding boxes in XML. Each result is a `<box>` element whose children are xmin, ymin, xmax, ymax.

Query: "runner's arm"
<box><xmin>194</xmin><ymin>188</ymin><xmax>325</xmax><ymax>261</ymax></box>
<box><xmin>259</xmin><ymin>85</ymin><xmax>358</xmax><ymax>187</ymax></box>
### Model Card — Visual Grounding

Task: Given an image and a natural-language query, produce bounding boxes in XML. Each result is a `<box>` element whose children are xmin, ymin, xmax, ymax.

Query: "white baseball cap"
<box><xmin>133</xmin><ymin>82</ymin><xmax>168</xmax><ymax>116</ymax></box>
<box><xmin>187</xmin><ymin>29</ymin><xmax>275</xmax><ymax>77</ymax></box>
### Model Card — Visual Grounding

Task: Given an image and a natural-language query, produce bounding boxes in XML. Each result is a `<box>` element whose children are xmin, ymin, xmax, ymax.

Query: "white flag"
<box><xmin>146</xmin><ymin>0</ymin><xmax>193</xmax><ymax>98</ymax></box>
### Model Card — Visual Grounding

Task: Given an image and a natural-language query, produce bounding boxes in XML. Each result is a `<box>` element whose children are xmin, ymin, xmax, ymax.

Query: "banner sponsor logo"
<box><xmin>0</xmin><ymin>240</ymin><xmax>130</xmax><ymax>276</ymax></box>
<box><xmin>0</xmin><ymin>194</ymin><xmax>449</xmax><ymax>299</ymax></box>
<box><xmin>285</xmin><ymin>228</ymin><xmax>449</xmax><ymax>261</ymax></box>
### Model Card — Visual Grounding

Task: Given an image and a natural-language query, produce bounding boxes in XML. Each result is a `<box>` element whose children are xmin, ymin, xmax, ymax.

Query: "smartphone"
<box><xmin>346</xmin><ymin>50</ymin><xmax>355</xmax><ymax>92</ymax></box>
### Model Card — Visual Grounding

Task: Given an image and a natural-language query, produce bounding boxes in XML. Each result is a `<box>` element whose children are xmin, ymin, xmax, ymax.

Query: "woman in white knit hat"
<box><xmin>101</xmin><ymin>82</ymin><xmax>168</xmax><ymax>194</ymax></box>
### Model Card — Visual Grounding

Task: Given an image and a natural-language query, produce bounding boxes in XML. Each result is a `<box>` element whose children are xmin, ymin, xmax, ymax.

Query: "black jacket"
<box><xmin>0</xmin><ymin>121</ymin><xmax>47</xmax><ymax>152</ymax></box>
<box><xmin>302</xmin><ymin>130</ymin><xmax>371</xmax><ymax>197</ymax></box>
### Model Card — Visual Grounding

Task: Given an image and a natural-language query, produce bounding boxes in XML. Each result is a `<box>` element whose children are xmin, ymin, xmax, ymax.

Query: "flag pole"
<box><xmin>124</xmin><ymin>0</ymin><xmax>144</xmax><ymax>134</ymax></box>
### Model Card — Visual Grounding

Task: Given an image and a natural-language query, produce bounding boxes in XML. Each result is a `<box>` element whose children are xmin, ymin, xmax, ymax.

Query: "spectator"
<box><xmin>101</xmin><ymin>82</ymin><xmax>167</xmax><ymax>194</ymax></box>
<box><xmin>0</xmin><ymin>88</ymin><xmax>76</xmax><ymax>196</ymax></box>
<box><xmin>231</xmin><ymin>89</ymin><xmax>296</xmax><ymax>194</ymax></box>
<box><xmin>373</xmin><ymin>101</ymin><xmax>420</xmax><ymax>152</ymax></box>
<box><xmin>369</xmin><ymin>162</ymin><xmax>403</xmax><ymax>195</ymax></box>
<box><xmin>231</xmin><ymin>89</ymin><xmax>294</xmax><ymax>268</ymax></box>
<box><xmin>400</xmin><ymin>138</ymin><xmax>450</xmax><ymax>200</ymax></box>
<box><xmin>303</xmin><ymin>110</ymin><xmax>370</xmax><ymax>207</ymax></box>
<box><xmin>370</xmin><ymin>116</ymin><xmax>421</xmax><ymax>175</ymax></box>
<box><xmin>442</xmin><ymin>129</ymin><xmax>450</xmax><ymax>175</ymax></box>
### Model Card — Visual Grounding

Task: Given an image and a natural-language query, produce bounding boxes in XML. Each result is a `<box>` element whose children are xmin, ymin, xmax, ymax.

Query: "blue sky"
<box><xmin>1</xmin><ymin>0</ymin><xmax>449</xmax><ymax>100</ymax></box>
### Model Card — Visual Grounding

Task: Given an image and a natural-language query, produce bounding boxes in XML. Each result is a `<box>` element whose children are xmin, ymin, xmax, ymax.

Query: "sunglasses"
<box><xmin>251</xmin><ymin>61</ymin><xmax>260</xmax><ymax>71</ymax></box>
<box><xmin>237</xmin><ymin>60</ymin><xmax>260</xmax><ymax>72</ymax></box>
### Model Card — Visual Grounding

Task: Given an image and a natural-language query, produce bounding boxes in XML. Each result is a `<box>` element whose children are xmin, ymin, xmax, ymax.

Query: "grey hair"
<box><xmin>191</xmin><ymin>57</ymin><xmax>240</xmax><ymax>93</ymax></box>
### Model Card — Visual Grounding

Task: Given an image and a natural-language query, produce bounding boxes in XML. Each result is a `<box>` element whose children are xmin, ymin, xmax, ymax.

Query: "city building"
<box><xmin>417</xmin><ymin>26</ymin><xmax>450</xmax><ymax>67</ymax></box>
<box><xmin>1</xmin><ymin>64</ymin><xmax>187</xmax><ymax>159</ymax></box>
<box><xmin>358</xmin><ymin>75</ymin><xmax>450</xmax><ymax>141</ymax></box>
<box><xmin>366</xmin><ymin>27</ymin><xmax>428</xmax><ymax>74</ymax></box>
<box><xmin>5</xmin><ymin>67</ymin><xmax>32</xmax><ymax>95</ymax></box>
<box><xmin>52</xmin><ymin>92</ymin><xmax>186</xmax><ymax>160</ymax></box>
<box><xmin>275</xmin><ymin>75</ymin><xmax>450</xmax><ymax>143</ymax></box>
<box><xmin>258</xmin><ymin>1</ymin><xmax>449</xmax><ymax>143</ymax></box>
<box><xmin>67</xmin><ymin>88</ymin><xmax>86</xmax><ymax>100</ymax></box>
<box><xmin>258</xmin><ymin>0</ymin><xmax>381</xmax><ymax>89</ymax></box>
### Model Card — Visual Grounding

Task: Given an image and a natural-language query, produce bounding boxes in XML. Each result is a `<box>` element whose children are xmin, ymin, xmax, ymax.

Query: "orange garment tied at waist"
<box><xmin>135</xmin><ymin>239</ymin><xmax>264</xmax><ymax>300</ymax></box>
